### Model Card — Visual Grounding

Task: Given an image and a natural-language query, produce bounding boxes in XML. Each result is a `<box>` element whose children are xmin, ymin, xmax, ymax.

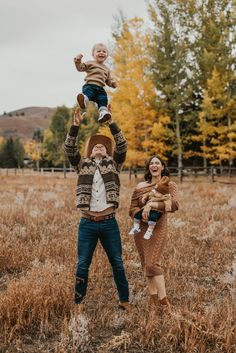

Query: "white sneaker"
<box><xmin>129</xmin><ymin>226</ymin><xmax>141</xmax><ymax>235</ymax></box>
<box><xmin>144</xmin><ymin>228</ymin><xmax>154</xmax><ymax>240</ymax></box>
<box><xmin>77</xmin><ymin>93</ymin><xmax>89</xmax><ymax>109</ymax></box>
<box><xmin>98</xmin><ymin>109</ymin><xmax>112</xmax><ymax>123</ymax></box>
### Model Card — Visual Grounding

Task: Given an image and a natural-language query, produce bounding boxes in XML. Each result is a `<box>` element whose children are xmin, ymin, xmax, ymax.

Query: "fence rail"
<box><xmin>0</xmin><ymin>166</ymin><xmax>235</xmax><ymax>183</ymax></box>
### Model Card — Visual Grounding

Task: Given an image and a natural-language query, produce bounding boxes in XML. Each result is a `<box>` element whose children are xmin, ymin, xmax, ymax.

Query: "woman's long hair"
<box><xmin>144</xmin><ymin>155</ymin><xmax>169</xmax><ymax>183</ymax></box>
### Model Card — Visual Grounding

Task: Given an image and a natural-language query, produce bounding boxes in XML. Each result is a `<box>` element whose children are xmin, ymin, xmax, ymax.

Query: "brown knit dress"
<box><xmin>129</xmin><ymin>179</ymin><xmax>179</xmax><ymax>277</ymax></box>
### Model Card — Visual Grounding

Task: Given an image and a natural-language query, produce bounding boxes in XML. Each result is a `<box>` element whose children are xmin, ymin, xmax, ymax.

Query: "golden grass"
<box><xmin>0</xmin><ymin>174</ymin><xmax>235</xmax><ymax>353</ymax></box>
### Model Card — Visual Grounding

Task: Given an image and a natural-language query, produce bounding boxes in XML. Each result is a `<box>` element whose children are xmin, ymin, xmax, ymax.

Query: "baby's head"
<box><xmin>92</xmin><ymin>43</ymin><xmax>109</xmax><ymax>64</ymax></box>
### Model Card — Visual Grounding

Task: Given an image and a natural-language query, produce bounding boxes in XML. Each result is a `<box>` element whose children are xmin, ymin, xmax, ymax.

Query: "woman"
<box><xmin>129</xmin><ymin>156</ymin><xmax>179</xmax><ymax>309</ymax></box>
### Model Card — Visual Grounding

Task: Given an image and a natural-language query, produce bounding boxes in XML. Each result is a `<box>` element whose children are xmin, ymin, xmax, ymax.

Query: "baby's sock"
<box><xmin>129</xmin><ymin>219</ymin><xmax>141</xmax><ymax>235</ymax></box>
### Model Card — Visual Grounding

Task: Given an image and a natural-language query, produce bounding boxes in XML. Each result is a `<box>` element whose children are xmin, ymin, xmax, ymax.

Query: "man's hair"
<box><xmin>92</xmin><ymin>43</ymin><xmax>109</xmax><ymax>55</ymax></box>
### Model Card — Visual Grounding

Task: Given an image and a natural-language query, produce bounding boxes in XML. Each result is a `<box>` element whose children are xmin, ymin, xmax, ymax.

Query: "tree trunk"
<box><xmin>176</xmin><ymin>115</ymin><xmax>182</xmax><ymax>171</ymax></box>
<box><xmin>203</xmin><ymin>137</ymin><xmax>207</xmax><ymax>172</ymax></box>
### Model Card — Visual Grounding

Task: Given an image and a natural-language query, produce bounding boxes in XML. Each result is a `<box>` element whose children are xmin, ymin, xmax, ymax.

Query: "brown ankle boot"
<box><xmin>159</xmin><ymin>296</ymin><xmax>171</xmax><ymax>314</ymax></box>
<box><xmin>118</xmin><ymin>301</ymin><xmax>131</xmax><ymax>312</ymax></box>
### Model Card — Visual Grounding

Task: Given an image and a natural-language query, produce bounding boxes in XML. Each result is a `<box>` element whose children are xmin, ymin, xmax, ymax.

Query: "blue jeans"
<box><xmin>82</xmin><ymin>84</ymin><xmax>108</xmax><ymax>108</ymax></box>
<box><xmin>134</xmin><ymin>209</ymin><xmax>162</xmax><ymax>223</ymax></box>
<box><xmin>75</xmin><ymin>217</ymin><xmax>129</xmax><ymax>304</ymax></box>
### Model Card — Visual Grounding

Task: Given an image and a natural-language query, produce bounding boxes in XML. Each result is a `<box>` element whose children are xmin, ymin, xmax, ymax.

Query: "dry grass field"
<box><xmin>0</xmin><ymin>174</ymin><xmax>235</xmax><ymax>353</ymax></box>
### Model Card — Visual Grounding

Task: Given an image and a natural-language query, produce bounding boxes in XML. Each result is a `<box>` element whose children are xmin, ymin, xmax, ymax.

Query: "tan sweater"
<box><xmin>75</xmin><ymin>60</ymin><xmax>116</xmax><ymax>88</ymax></box>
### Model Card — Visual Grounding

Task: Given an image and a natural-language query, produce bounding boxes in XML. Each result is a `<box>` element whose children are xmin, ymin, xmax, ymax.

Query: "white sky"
<box><xmin>0</xmin><ymin>0</ymin><xmax>149</xmax><ymax>114</ymax></box>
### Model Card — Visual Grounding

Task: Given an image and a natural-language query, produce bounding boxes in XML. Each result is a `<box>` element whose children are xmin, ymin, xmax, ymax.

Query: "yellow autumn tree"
<box><xmin>198</xmin><ymin>67</ymin><xmax>236</xmax><ymax>166</ymax></box>
<box><xmin>109</xmin><ymin>18</ymin><xmax>171</xmax><ymax>168</ymax></box>
<box><xmin>0</xmin><ymin>136</ymin><xmax>4</xmax><ymax>148</ymax></box>
<box><xmin>24</xmin><ymin>139</ymin><xmax>43</xmax><ymax>170</ymax></box>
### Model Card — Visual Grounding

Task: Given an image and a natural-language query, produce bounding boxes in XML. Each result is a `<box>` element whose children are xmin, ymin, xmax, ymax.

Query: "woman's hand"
<box><xmin>142</xmin><ymin>203</ymin><xmax>151</xmax><ymax>221</ymax></box>
<box><xmin>73</xmin><ymin>107</ymin><xmax>86</xmax><ymax>126</ymax></box>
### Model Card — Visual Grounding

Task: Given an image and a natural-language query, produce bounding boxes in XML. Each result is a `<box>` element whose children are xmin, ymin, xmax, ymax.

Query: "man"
<box><xmin>64</xmin><ymin>107</ymin><xmax>129</xmax><ymax>312</ymax></box>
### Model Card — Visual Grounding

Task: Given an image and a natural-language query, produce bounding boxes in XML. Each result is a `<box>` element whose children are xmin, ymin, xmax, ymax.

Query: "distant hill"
<box><xmin>0</xmin><ymin>107</ymin><xmax>56</xmax><ymax>140</ymax></box>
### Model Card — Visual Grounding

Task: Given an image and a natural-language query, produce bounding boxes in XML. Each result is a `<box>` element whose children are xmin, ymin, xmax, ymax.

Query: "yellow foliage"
<box><xmin>198</xmin><ymin>67</ymin><xmax>236</xmax><ymax>164</ymax></box>
<box><xmin>110</xmin><ymin>18</ymin><xmax>171</xmax><ymax>167</ymax></box>
<box><xmin>0</xmin><ymin>136</ymin><xmax>4</xmax><ymax>147</ymax></box>
<box><xmin>24</xmin><ymin>139</ymin><xmax>42</xmax><ymax>162</ymax></box>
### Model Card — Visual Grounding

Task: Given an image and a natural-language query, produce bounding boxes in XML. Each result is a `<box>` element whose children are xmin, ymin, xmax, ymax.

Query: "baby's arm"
<box><xmin>74</xmin><ymin>53</ymin><xmax>88</xmax><ymax>72</ymax></box>
<box><xmin>141</xmin><ymin>193</ymin><xmax>150</xmax><ymax>204</ymax></box>
<box><xmin>106</xmin><ymin>70</ymin><xmax>117</xmax><ymax>88</ymax></box>
<box><xmin>149</xmin><ymin>194</ymin><xmax>172</xmax><ymax>211</ymax></box>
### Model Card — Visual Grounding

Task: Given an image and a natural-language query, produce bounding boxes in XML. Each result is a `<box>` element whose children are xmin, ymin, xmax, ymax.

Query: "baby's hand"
<box><xmin>112</xmin><ymin>81</ymin><xmax>117</xmax><ymax>88</ymax></box>
<box><xmin>74</xmin><ymin>54</ymin><xmax>83</xmax><ymax>62</ymax></box>
<box><xmin>141</xmin><ymin>196</ymin><xmax>147</xmax><ymax>204</ymax></box>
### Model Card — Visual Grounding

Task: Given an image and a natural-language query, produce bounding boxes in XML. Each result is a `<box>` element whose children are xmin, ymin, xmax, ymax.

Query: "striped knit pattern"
<box><xmin>64</xmin><ymin>122</ymin><xmax>127</xmax><ymax>209</ymax></box>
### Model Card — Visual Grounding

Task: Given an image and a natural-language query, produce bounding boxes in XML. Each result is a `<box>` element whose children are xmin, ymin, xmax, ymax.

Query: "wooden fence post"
<box><xmin>210</xmin><ymin>166</ymin><xmax>215</xmax><ymax>182</ymax></box>
<box><xmin>178</xmin><ymin>167</ymin><xmax>183</xmax><ymax>183</ymax></box>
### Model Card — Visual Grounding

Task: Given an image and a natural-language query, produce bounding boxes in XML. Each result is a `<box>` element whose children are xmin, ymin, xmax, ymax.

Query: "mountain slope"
<box><xmin>0</xmin><ymin>107</ymin><xmax>56</xmax><ymax>140</ymax></box>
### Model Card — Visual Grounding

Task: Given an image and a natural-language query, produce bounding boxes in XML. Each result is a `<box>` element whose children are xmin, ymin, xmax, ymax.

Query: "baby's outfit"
<box><xmin>129</xmin><ymin>176</ymin><xmax>171</xmax><ymax>240</ymax></box>
<box><xmin>75</xmin><ymin>60</ymin><xmax>116</xmax><ymax>123</ymax></box>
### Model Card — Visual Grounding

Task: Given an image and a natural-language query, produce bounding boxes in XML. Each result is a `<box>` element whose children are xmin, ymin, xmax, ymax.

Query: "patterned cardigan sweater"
<box><xmin>64</xmin><ymin>123</ymin><xmax>127</xmax><ymax>210</ymax></box>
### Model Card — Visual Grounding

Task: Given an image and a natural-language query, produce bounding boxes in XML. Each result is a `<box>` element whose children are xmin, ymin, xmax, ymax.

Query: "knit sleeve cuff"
<box><xmin>164</xmin><ymin>199</ymin><xmax>172</xmax><ymax>212</ymax></box>
<box><xmin>69</xmin><ymin>125</ymin><xmax>80</xmax><ymax>137</ymax></box>
<box><xmin>109</xmin><ymin>122</ymin><xmax>120</xmax><ymax>135</ymax></box>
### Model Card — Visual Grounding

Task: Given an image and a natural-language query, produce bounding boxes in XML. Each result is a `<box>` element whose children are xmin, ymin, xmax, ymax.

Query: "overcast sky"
<box><xmin>0</xmin><ymin>0</ymin><xmax>149</xmax><ymax>114</ymax></box>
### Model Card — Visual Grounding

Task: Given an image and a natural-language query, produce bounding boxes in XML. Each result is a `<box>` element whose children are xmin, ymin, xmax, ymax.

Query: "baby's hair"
<box><xmin>92</xmin><ymin>43</ymin><xmax>109</xmax><ymax>55</ymax></box>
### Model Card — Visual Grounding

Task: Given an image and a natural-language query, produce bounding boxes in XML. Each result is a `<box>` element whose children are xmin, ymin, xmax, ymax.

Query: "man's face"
<box><xmin>91</xmin><ymin>144</ymin><xmax>107</xmax><ymax>158</ymax></box>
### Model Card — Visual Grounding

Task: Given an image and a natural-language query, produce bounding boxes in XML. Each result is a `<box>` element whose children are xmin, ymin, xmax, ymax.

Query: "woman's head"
<box><xmin>144</xmin><ymin>155</ymin><xmax>169</xmax><ymax>182</ymax></box>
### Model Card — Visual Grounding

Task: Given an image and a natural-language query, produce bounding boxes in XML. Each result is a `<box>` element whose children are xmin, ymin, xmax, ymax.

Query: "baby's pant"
<box><xmin>82</xmin><ymin>84</ymin><xmax>107</xmax><ymax>108</ymax></box>
<box><xmin>134</xmin><ymin>210</ymin><xmax>162</xmax><ymax>223</ymax></box>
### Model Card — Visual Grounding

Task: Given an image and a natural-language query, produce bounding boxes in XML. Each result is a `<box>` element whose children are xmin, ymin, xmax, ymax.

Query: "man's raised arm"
<box><xmin>64</xmin><ymin>108</ymin><xmax>86</xmax><ymax>169</ymax></box>
<box><xmin>108</xmin><ymin>119</ymin><xmax>127</xmax><ymax>170</ymax></box>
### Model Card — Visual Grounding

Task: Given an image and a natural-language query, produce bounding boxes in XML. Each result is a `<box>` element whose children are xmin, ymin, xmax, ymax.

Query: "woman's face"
<box><xmin>149</xmin><ymin>157</ymin><xmax>164</xmax><ymax>177</ymax></box>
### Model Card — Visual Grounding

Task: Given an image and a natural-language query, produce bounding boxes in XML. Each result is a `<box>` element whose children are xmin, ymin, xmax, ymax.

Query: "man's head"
<box><xmin>85</xmin><ymin>134</ymin><xmax>113</xmax><ymax>158</ymax></box>
<box><xmin>92</xmin><ymin>43</ymin><xmax>108</xmax><ymax>64</ymax></box>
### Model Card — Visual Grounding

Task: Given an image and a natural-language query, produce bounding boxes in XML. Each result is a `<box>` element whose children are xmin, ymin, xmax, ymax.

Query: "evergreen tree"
<box><xmin>148</xmin><ymin>0</ymin><xmax>194</xmax><ymax>168</ymax></box>
<box><xmin>198</xmin><ymin>67</ymin><xmax>236</xmax><ymax>166</ymax></box>
<box><xmin>190</xmin><ymin>0</ymin><xmax>236</xmax><ymax>166</ymax></box>
<box><xmin>0</xmin><ymin>137</ymin><xmax>24</xmax><ymax>168</ymax></box>
<box><xmin>43</xmin><ymin>106</ymin><xmax>71</xmax><ymax>166</ymax></box>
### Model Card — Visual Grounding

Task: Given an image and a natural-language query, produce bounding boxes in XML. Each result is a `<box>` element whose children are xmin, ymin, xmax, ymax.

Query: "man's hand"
<box><xmin>73</xmin><ymin>108</ymin><xmax>86</xmax><ymax>126</ymax></box>
<box><xmin>74</xmin><ymin>53</ymin><xmax>83</xmax><ymax>63</ymax></box>
<box><xmin>106</xmin><ymin>104</ymin><xmax>113</xmax><ymax>125</ymax></box>
<box><xmin>142</xmin><ymin>203</ymin><xmax>151</xmax><ymax>221</ymax></box>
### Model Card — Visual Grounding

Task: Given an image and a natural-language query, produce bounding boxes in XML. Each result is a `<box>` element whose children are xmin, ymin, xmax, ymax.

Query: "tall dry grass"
<box><xmin>0</xmin><ymin>174</ymin><xmax>235</xmax><ymax>353</ymax></box>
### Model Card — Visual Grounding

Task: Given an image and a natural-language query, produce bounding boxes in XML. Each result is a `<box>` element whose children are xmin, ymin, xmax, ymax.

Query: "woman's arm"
<box><xmin>142</xmin><ymin>182</ymin><xmax>179</xmax><ymax>220</ymax></box>
<box><xmin>129</xmin><ymin>188</ymin><xmax>142</xmax><ymax>219</ymax></box>
<box><xmin>149</xmin><ymin>182</ymin><xmax>179</xmax><ymax>212</ymax></box>
<box><xmin>168</xmin><ymin>182</ymin><xmax>179</xmax><ymax>212</ymax></box>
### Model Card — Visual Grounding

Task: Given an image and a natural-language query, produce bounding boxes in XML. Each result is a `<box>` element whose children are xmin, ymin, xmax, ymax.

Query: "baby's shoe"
<box><xmin>98</xmin><ymin>107</ymin><xmax>111</xmax><ymax>123</ymax></box>
<box><xmin>128</xmin><ymin>226</ymin><xmax>141</xmax><ymax>235</ymax></box>
<box><xmin>77</xmin><ymin>93</ymin><xmax>89</xmax><ymax>109</ymax></box>
<box><xmin>144</xmin><ymin>228</ymin><xmax>154</xmax><ymax>240</ymax></box>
